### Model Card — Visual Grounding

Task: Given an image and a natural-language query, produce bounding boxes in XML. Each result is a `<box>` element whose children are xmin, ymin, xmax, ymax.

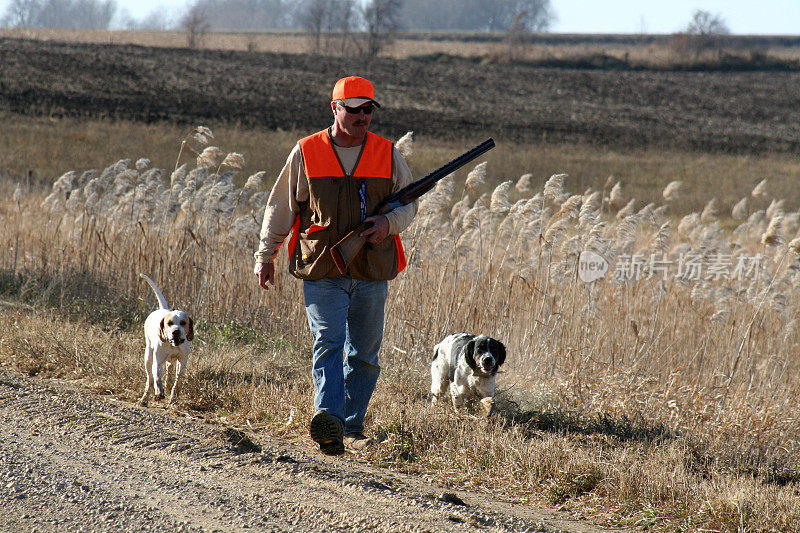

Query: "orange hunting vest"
<box><xmin>286</xmin><ymin>129</ymin><xmax>406</xmax><ymax>280</ymax></box>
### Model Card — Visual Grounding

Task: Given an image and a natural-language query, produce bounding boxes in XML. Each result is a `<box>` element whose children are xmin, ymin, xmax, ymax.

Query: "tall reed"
<box><xmin>2</xmin><ymin>130</ymin><xmax>799</xmax><ymax>529</ymax></box>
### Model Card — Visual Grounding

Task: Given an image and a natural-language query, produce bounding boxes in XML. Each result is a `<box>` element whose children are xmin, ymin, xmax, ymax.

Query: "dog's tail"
<box><xmin>140</xmin><ymin>273</ymin><xmax>169</xmax><ymax>310</ymax></box>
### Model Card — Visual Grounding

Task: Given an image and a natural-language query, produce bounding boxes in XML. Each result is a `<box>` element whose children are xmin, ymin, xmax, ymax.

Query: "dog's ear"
<box><xmin>491</xmin><ymin>339</ymin><xmax>506</xmax><ymax>369</ymax></box>
<box><xmin>464</xmin><ymin>339</ymin><xmax>478</xmax><ymax>371</ymax></box>
<box><xmin>186</xmin><ymin>317</ymin><xmax>194</xmax><ymax>341</ymax></box>
<box><xmin>159</xmin><ymin>316</ymin><xmax>169</xmax><ymax>343</ymax></box>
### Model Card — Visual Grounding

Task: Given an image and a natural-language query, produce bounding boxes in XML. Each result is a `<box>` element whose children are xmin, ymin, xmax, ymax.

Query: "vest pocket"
<box><xmin>292</xmin><ymin>227</ymin><xmax>337</xmax><ymax>280</ymax></box>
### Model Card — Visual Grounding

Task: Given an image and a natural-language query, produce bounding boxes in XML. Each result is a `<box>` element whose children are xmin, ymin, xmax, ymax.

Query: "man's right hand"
<box><xmin>255</xmin><ymin>262</ymin><xmax>275</xmax><ymax>290</ymax></box>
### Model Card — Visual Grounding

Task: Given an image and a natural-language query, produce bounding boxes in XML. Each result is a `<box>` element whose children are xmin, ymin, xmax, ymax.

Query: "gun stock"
<box><xmin>330</xmin><ymin>138</ymin><xmax>495</xmax><ymax>274</ymax></box>
<box><xmin>330</xmin><ymin>221</ymin><xmax>371</xmax><ymax>274</ymax></box>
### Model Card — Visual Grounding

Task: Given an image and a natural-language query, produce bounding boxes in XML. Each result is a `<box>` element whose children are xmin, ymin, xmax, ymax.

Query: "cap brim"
<box><xmin>337</xmin><ymin>97</ymin><xmax>381</xmax><ymax>108</ymax></box>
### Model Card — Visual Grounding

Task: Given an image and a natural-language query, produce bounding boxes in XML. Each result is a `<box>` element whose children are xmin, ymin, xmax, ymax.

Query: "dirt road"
<box><xmin>0</xmin><ymin>369</ymin><xmax>614</xmax><ymax>532</ymax></box>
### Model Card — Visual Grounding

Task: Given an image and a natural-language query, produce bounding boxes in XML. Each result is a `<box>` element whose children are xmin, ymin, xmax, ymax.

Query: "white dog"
<box><xmin>138</xmin><ymin>273</ymin><xmax>193</xmax><ymax>407</ymax></box>
<box><xmin>430</xmin><ymin>333</ymin><xmax>506</xmax><ymax>415</ymax></box>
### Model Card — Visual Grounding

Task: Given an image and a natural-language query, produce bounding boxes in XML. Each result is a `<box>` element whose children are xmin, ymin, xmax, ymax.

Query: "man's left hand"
<box><xmin>360</xmin><ymin>215</ymin><xmax>390</xmax><ymax>244</ymax></box>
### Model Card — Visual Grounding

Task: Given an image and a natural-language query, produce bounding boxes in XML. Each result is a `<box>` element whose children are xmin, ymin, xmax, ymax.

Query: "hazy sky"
<box><xmin>1</xmin><ymin>0</ymin><xmax>798</xmax><ymax>34</ymax></box>
<box><xmin>550</xmin><ymin>0</ymin><xmax>799</xmax><ymax>35</ymax></box>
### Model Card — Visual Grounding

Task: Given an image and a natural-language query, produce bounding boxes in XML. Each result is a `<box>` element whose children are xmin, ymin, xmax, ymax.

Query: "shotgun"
<box><xmin>330</xmin><ymin>137</ymin><xmax>495</xmax><ymax>274</ymax></box>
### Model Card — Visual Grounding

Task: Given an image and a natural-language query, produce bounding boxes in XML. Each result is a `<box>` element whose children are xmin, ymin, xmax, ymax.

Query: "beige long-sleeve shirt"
<box><xmin>254</xmin><ymin>139</ymin><xmax>417</xmax><ymax>264</ymax></box>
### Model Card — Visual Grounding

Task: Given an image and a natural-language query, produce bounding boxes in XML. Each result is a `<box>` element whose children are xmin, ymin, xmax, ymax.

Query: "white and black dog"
<box><xmin>430</xmin><ymin>333</ymin><xmax>506</xmax><ymax>415</ymax></box>
<box><xmin>138</xmin><ymin>273</ymin><xmax>194</xmax><ymax>407</ymax></box>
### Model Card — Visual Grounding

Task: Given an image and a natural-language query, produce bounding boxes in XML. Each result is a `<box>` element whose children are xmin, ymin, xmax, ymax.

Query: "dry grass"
<box><xmin>0</xmin><ymin>112</ymin><xmax>300</xmax><ymax>189</ymax></box>
<box><xmin>3</xmin><ymin>111</ymin><xmax>799</xmax><ymax>216</ymax></box>
<box><xmin>2</xmin><ymin>125</ymin><xmax>800</xmax><ymax>531</ymax></box>
<box><xmin>2</xmin><ymin>28</ymin><xmax>799</xmax><ymax>66</ymax></box>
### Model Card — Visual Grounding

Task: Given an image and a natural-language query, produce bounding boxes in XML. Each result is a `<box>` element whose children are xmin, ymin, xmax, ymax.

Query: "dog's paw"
<box><xmin>138</xmin><ymin>398</ymin><xmax>149</xmax><ymax>407</ymax></box>
<box><xmin>154</xmin><ymin>393</ymin><xmax>165</xmax><ymax>401</ymax></box>
<box><xmin>479</xmin><ymin>397</ymin><xmax>495</xmax><ymax>417</ymax></box>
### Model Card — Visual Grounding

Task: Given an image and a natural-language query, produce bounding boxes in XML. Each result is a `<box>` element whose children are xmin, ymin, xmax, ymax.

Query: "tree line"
<box><xmin>1</xmin><ymin>1</ymin><xmax>732</xmax><ymax>62</ymax></box>
<box><xmin>2</xmin><ymin>0</ymin><xmax>116</xmax><ymax>29</ymax></box>
<box><xmin>1</xmin><ymin>0</ymin><xmax>555</xmax><ymax>32</ymax></box>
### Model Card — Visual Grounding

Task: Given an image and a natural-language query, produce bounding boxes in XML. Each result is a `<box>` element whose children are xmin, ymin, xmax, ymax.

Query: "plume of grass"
<box><xmin>489</xmin><ymin>180</ymin><xmax>513</xmax><ymax>216</ymax></box>
<box><xmin>616</xmin><ymin>198</ymin><xmax>637</xmax><ymax>220</ymax></box>
<box><xmin>752</xmin><ymin>178</ymin><xmax>769</xmax><ymax>198</ymax></box>
<box><xmin>193</xmin><ymin>125</ymin><xmax>214</xmax><ymax>144</ymax></box>
<box><xmin>732</xmin><ymin>197</ymin><xmax>748</xmax><ymax>220</ymax></box>
<box><xmin>766</xmin><ymin>198</ymin><xmax>785</xmax><ymax>220</ymax></box>
<box><xmin>662</xmin><ymin>180</ymin><xmax>682</xmax><ymax>202</ymax></box>
<box><xmin>788</xmin><ymin>236</ymin><xmax>800</xmax><ymax>255</ymax></box>
<box><xmin>578</xmin><ymin>191</ymin><xmax>601</xmax><ymax>229</ymax></box>
<box><xmin>244</xmin><ymin>171</ymin><xmax>266</xmax><ymax>190</ymax></box>
<box><xmin>461</xmin><ymin>201</ymin><xmax>486</xmax><ymax>231</ymax></box>
<box><xmin>220</xmin><ymin>152</ymin><xmax>246</xmax><ymax>170</ymax></box>
<box><xmin>197</xmin><ymin>146</ymin><xmax>224</xmax><ymax>169</ymax></box>
<box><xmin>651</xmin><ymin>221</ymin><xmax>671</xmax><ymax>254</ymax></box>
<box><xmin>418</xmin><ymin>175</ymin><xmax>454</xmax><ymax>220</ymax></box>
<box><xmin>762</xmin><ymin>215</ymin><xmax>784</xmax><ymax>246</ymax></box>
<box><xmin>395</xmin><ymin>131</ymin><xmax>413</xmax><ymax>158</ymax></box>
<box><xmin>515</xmin><ymin>173</ymin><xmax>534</xmax><ymax>196</ymax></box>
<box><xmin>464</xmin><ymin>161</ymin><xmax>487</xmax><ymax>197</ymax></box>
<box><xmin>543</xmin><ymin>173</ymin><xmax>566</xmax><ymax>202</ymax></box>
<box><xmin>700</xmin><ymin>198</ymin><xmax>719</xmax><ymax>224</ymax></box>
<box><xmin>608</xmin><ymin>181</ymin><xmax>623</xmax><ymax>209</ymax></box>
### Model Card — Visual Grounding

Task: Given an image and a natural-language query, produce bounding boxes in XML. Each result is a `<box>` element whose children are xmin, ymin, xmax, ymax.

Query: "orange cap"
<box><xmin>331</xmin><ymin>76</ymin><xmax>381</xmax><ymax>107</ymax></box>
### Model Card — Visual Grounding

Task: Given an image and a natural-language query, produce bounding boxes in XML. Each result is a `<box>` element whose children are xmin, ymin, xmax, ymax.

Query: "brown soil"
<box><xmin>1</xmin><ymin>37</ymin><xmax>798</xmax><ymax>154</ymax></box>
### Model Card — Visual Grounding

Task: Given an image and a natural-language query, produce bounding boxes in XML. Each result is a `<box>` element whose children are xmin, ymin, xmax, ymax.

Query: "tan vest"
<box><xmin>286</xmin><ymin>130</ymin><xmax>406</xmax><ymax>280</ymax></box>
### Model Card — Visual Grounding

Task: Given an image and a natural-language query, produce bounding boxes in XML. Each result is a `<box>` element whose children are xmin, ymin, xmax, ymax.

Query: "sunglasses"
<box><xmin>339</xmin><ymin>102</ymin><xmax>375</xmax><ymax>115</ymax></box>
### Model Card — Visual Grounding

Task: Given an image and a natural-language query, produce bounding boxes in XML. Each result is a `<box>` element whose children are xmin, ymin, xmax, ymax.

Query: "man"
<box><xmin>254</xmin><ymin>76</ymin><xmax>417</xmax><ymax>455</ymax></box>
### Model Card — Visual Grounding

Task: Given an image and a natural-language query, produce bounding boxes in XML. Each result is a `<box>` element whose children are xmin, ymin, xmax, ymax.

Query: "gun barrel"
<box><xmin>380</xmin><ymin>138</ymin><xmax>495</xmax><ymax>209</ymax></box>
<box><xmin>331</xmin><ymin>138</ymin><xmax>495</xmax><ymax>275</ymax></box>
<box><xmin>424</xmin><ymin>138</ymin><xmax>495</xmax><ymax>185</ymax></box>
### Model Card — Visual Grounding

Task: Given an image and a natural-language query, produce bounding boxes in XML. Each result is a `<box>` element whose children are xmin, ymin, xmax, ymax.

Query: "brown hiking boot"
<box><xmin>309</xmin><ymin>410</ymin><xmax>344</xmax><ymax>456</ymax></box>
<box><xmin>343</xmin><ymin>432</ymin><xmax>374</xmax><ymax>451</ymax></box>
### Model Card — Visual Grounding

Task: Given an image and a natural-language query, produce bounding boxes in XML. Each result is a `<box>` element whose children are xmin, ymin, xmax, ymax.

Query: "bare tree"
<box><xmin>183</xmin><ymin>3</ymin><xmax>210</xmax><ymax>49</ymax></box>
<box><xmin>673</xmin><ymin>9</ymin><xmax>730</xmax><ymax>59</ymax></box>
<box><xmin>360</xmin><ymin>0</ymin><xmax>403</xmax><ymax>58</ymax></box>
<box><xmin>686</xmin><ymin>9</ymin><xmax>730</xmax><ymax>36</ymax></box>
<box><xmin>116</xmin><ymin>6</ymin><xmax>174</xmax><ymax>30</ymax></box>
<box><xmin>2</xmin><ymin>0</ymin><xmax>42</xmax><ymax>26</ymax></box>
<box><xmin>74</xmin><ymin>0</ymin><xmax>116</xmax><ymax>28</ymax></box>
<box><xmin>503</xmin><ymin>1</ymin><xmax>555</xmax><ymax>61</ymax></box>
<box><xmin>2</xmin><ymin>0</ymin><xmax>116</xmax><ymax>28</ymax></box>
<box><xmin>299</xmin><ymin>0</ymin><xmax>330</xmax><ymax>54</ymax></box>
<box><xmin>398</xmin><ymin>0</ymin><xmax>553</xmax><ymax>32</ymax></box>
<box><xmin>327</xmin><ymin>0</ymin><xmax>357</xmax><ymax>56</ymax></box>
<box><xmin>491</xmin><ymin>0</ymin><xmax>554</xmax><ymax>32</ymax></box>
<box><xmin>138</xmin><ymin>8</ymin><xmax>175</xmax><ymax>30</ymax></box>
<box><xmin>296</xmin><ymin>0</ymin><xmax>358</xmax><ymax>55</ymax></box>
<box><xmin>506</xmin><ymin>10</ymin><xmax>527</xmax><ymax>61</ymax></box>
<box><xmin>190</xmin><ymin>0</ymin><xmax>292</xmax><ymax>31</ymax></box>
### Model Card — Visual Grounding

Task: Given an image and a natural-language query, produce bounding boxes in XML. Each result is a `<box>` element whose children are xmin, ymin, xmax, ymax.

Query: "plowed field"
<box><xmin>1</xmin><ymin>37</ymin><xmax>799</xmax><ymax>153</ymax></box>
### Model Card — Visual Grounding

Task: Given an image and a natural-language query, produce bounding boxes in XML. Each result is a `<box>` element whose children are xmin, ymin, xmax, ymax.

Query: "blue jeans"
<box><xmin>303</xmin><ymin>277</ymin><xmax>388</xmax><ymax>434</ymax></box>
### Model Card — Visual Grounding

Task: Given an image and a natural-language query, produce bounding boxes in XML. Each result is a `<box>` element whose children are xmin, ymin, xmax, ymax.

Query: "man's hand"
<box><xmin>254</xmin><ymin>261</ymin><xmax>275</xmax><ymax>290</ymax></box>
<box><xmin>359</xmin><ymin>215</ymin><xmax>390</xmax><ymax>244</ymax></box>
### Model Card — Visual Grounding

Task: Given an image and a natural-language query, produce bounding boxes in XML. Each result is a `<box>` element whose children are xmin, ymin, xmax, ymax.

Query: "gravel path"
<box><xmin>0</xmin><ymin>369</ymin><xmax>616</xmax><ymax>532</ymax></box>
